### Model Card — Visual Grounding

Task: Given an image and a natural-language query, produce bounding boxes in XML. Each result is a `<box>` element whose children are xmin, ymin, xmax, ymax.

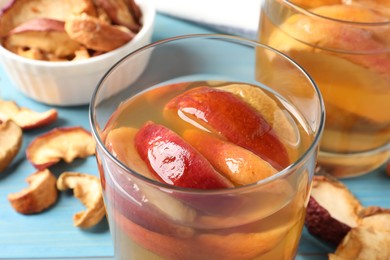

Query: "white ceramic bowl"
<box><xmin>0</xmin><ymin>0</ymin><xmax>155</xmax><ymax>106</ymax></box>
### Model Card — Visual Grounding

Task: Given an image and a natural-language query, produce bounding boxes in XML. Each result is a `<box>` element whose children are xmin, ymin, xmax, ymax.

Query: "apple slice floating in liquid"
<box><xmin>183</xmin><ymin>129</ymin><xmax>278</xmax><ymax>186</ymax></box>
<box><xmin>164</xmin><ymin>86</ymin><xmax>290</xmax><ymax>170</ymax></box>
<box><xmin>134</xmin><ymin>121</ymin><xmax>233</xmax><ymax>189</ymax></box>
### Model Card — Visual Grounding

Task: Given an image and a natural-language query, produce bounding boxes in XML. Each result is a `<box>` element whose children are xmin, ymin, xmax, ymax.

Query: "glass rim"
<box><xmin>282</xmin><ymin>0</ymin><xmax>390</xmax><ymax>26</ymax></box>
<box><xmin>89</xmin><ymin>33</ymin><xmax>325</xmax><ymax>194</ymax></box>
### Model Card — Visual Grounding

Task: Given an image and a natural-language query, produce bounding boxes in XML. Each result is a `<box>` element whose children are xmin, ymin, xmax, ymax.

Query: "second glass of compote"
<box><xmin>259</xmin><ymin>0</ymin><xmax>390</xmax><ymax>178</ymax></box>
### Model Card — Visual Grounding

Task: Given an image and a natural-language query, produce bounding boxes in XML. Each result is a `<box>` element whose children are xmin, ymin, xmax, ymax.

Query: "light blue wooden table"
<box><xmin>0</xmin><ymin>13</ymin><xmax>389</xmax><ymax>260</ymax></box>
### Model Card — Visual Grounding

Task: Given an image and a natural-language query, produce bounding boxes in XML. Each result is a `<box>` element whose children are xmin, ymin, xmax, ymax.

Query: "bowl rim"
<box><xmin>0</xmin><ymin>0</ymin><xmax>155</xmax><ymax>68</ymax></box>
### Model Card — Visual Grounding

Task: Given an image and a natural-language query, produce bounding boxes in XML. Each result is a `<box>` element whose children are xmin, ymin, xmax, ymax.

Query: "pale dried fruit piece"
<box><xmin>0</xmin><ymin>0</ymin><xmax>97</xmax><ymax>37</ymax></box>
<box><xmin>65</xmin><ymin>13</ymin><xmax>134</xmax><ymax>52</ymax></box>
<box><xmin>328</xmin><ymin>227</ymin><xmax>390</xmax><ymax>260</ymax></box>
<box><xmin>26</xmin><ymin>127</ymin><xmax>95</xmax><ymax>170</ymax></box>
<box><xmin>0</xmin><ymin>120</ymin><xmax>22</xmax><ymax>172</ymax></box>
<box><xmin>13</xmin><ymin>46</ymin><xmax>46</xmax><ymax>60</ymax></box>
<box><xmin>0</xmin><ymin>99</ymin><xmax>57</xmax><ymax>130</ymax></box>
<box><xmin>305</xmin><ymin>175</ymin><xmax>363</xmax><ymax>244</ymax></box>
<box><xmin>328</xmin><ymin>206</ymin><xmax>390</xmax><ymax>259</ymax></box>
<box><xmin>124</xmin><ymin>0</ymin><xmax>142</xmax><ymax>24</ymax></box>
<box><xmin>4</xmin><ymin>18</ymin><xmax>81</xmax><ymax>59</ymax></box>
<box><xmin>94</xmin><ymin>0</ymin><xmax>141</xmax><ymax>32</ymax></box>
<box><xmin>57</xmin><ymin>172</ymin><xmax>105</xmax><ymax>228</ymax></box>
<box><xmin>8</xmin><ymin>169</ymin><xmax>58</xmax><ymax>214</ymax></box>
<box><xmin>359</xmin><ymin>206</ymin><xmax>390</xmax><ymax>231</ymax></box>
<box><xmin>72</xmin><ymin>46</ymin><xmax>91</xmax><ymax>61</ymax></box>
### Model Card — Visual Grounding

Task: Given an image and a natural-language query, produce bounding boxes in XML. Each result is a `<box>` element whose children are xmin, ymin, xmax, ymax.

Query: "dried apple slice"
<box><xmin>164</xmin><ymin>86</ymin><xmax>290</xmax><ymax>170</ymax></box>
<box><xmin>134</xmin><ymin>121</ymin><xmax>233</xmax><ymax>189</ymax></box>
<box><xmin>12</xmin><ymin>46</ymin><xmax>46</xmax><ymax>60</ymax></box>
<box><xmin>328</xmin><ymin>206</ymin><xmax>390</xmax><ymax>259</ymax></box>
<box><xmin>57</xmin><ymin>172</ymin><xmax>105</xmax><ymax>228</ymax></box>
<box><xmin>4</xmin><ymin>18</ymin><xmax>81</xmax><ymax>59</ymax></box>
<box><xmin>26</xmin><ymin>126</ymin><xmax>95</xmax><ymax>170</ymax></box>
<box><xmin>0</xmin><ymin>0</ymin><xmax>97</xmax><ymax>37</ymax></box>
<box><xmin>328</xmin><ymin>227</ymin><xmax>390</xmax><ymax>260</ymax></box>
<box><xmin>359</xmin><ymin>206</ymin><xmax>390</xmax><ymax>231</ymax></box>
<box><xmin>0</xmin><ymin>120</ymin><xmax>22</xmax><ymax>172</ymax></box>
<box><xmin>305</xmin><ymin>175</ymin><xmax>363</xmax><ymax>244</ymax></box>
<box><xmin>8</xmin><ymin>169</ymin><xmax>58</xmax><ymax>214</ymax></box>
<box><xmin>93</xmin><ymin>0</ymin><xmax>141</xmax><ymax>32</ymax></box>
<box><xmin>124</xmin><ymin>0</ymin><xmax>142</xmax><ymax>24</ymax></box>
<box><xmin>0</xmin><ymin>99</ymin><xmax>57</xmax><ymax>130</ymax></box>
<box><xmin>72</xmin><ymin>47</ymin><xmax>91</xmax><ymax>61</ymax></box>
<box><xmin>65</xmin><ymin>13</ymin><xmax>134</xmax><ymax>52</ymax></box>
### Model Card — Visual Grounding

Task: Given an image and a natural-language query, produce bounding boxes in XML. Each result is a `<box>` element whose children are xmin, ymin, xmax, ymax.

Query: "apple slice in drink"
<box><xmin>134</xmin><ymin>121</ymin><xmax>233</xmax><ymax>189</ymax></box>
<box><xmin>134</xmin><ymin>121</ymin><xmax>242</xmax><ymax>215</ymax></box>
<box><xmin>105</xmin><ymin>126</ymin><xmax>197</xmax><ymax>237</ymax></box>
<box><xmin>218</xmin><ymin>83</ymin><xmax>299</xmax><ymax>161</ymax></box>
<box><xmin>164</xmin><ymin>86</ymin><xmax>290</xmax><ymax>170</ymax></box>
<box><xmin>117</xmin><ymin>207</ymin><xmax>293</xmax><ymax>260</ymax></box>
<box><xmin>183</xmin><ymin>129</ymin><xmax>277</xmax><ymax>186</ymax></box>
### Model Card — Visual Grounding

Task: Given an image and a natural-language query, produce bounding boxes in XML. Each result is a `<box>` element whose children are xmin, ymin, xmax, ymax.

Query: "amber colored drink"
<box><xmin>100</xmin><ymin>81</ymin><xmax>311</xmax><ymax>259</ymax></box>
<box><xmin>259</xmin><ymin>0</ymin><xmax>390</xmax><ymax>177</ymax></box>
<box><xmin>90</xmin><ymin>35</ymin><xmax>324</xmax><ymax>260</ymax></box>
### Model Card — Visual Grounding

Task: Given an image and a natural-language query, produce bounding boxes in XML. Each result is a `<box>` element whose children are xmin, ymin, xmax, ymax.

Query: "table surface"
<box><xmin>1</xmin><ymin>13</ymin><xmax>389</xmax><ymax>260</ymax></box>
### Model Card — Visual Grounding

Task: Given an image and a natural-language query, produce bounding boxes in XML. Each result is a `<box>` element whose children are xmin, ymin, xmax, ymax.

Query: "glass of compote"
<box><xmin>90</xmin><ymin>34</ymin><xmax>325</xmax><ymax>259</ymax></box>
<box><xmin>258</xmin><ymin>0</ymin><xmax>390</xmax><ymax>178</ymax></box>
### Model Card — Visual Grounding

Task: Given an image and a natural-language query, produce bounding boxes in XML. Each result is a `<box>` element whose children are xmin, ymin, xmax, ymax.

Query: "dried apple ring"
<box><xmin>26</xmin><ymin>126</ymin><xmax>95</xmax><ymax>170</ymax></box>
<box><xmin>0</xmin><ymin>120</ymin><xmax>22</xmax><ymax>172</ymax></box>
<box><xmin>0</xmin><ymin>99</ymin><xmax>57</xmax><ymax>130</ymax></box>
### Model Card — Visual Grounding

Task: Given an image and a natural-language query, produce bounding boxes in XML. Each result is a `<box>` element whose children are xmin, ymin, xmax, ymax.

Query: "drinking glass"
<box><xmin>90</xmin><ymin>34</ymin><xmax>325</xmax><ymax>259</ymax></box>
<box><xmin>258</xmin><ymin>0</ymin><xmax>390</xmax><ymax>178</ymax></box>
